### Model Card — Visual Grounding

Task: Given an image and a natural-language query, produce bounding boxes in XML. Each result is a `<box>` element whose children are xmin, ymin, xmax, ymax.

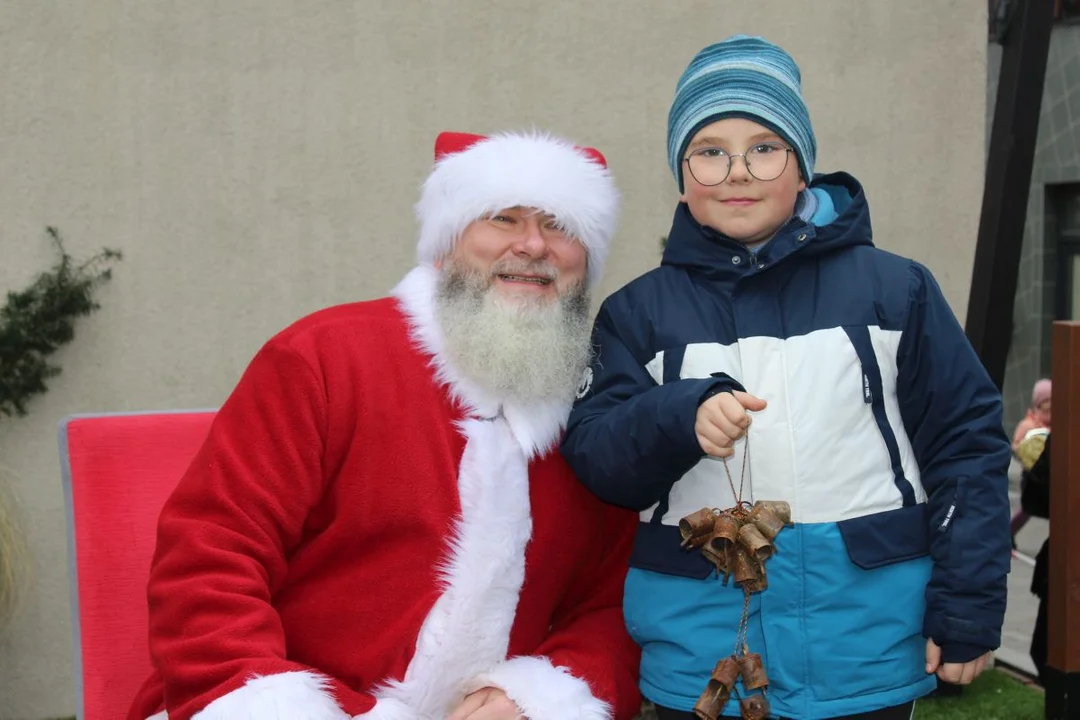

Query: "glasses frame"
<box><xmin>682</xmin><ymin>144</ymin><xmax>795</xmax><ymax>186</ymax></box>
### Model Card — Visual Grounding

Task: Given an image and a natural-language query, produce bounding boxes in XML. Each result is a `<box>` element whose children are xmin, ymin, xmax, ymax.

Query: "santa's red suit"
<box><xmin>127</xmin><ymin>132</ymin><xmax>641</xmax><ymax>720</ymax></box>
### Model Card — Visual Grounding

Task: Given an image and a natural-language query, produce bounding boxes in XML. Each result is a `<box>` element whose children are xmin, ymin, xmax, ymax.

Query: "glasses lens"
<box><xmin>687</xmin><ymin>150</ymin><xmax>730</xmax><ymax>186</ymax></box>
<box><xmin>746</xmin><ymin>145</ymin><xmax>790</xmax><ymax>181</ymax></box>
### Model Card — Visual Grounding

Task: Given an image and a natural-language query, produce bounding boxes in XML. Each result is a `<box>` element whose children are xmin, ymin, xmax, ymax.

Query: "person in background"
<box><xmin>1013</xmin><ymin>378</ymin><xmax>1052</xmax><ymax>450</ymax></box>
<box><xmin>1019</xmin><ymin>431</ymin><xmax>1053</xmax><ymax>683</ymax></box>
<box><xmin>1011</xmin><ymin>378</ymin><xmax>1052</xmax><ymax>542</ymax></box>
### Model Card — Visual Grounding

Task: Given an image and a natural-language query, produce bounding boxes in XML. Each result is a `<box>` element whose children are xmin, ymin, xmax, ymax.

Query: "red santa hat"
<box><xmin>414</xmin><ymin>131</ymin><xmax>619</xmax><ymax>288</ymax></box>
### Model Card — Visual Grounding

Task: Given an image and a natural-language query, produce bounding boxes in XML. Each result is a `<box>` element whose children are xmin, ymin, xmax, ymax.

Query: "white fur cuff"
<box><xmin>467</xmin><ymin>656</ymin><xmax>612</xmax><ymax>720</ymax></box>
<box><xmin>190</xmin><ymin>671</ymin><xmax>350</xmax><ymax>720</ymax></box>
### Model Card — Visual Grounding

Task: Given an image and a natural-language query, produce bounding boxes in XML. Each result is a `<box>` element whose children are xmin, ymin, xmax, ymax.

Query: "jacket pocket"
<box><xmin>837</xmin><ymin>504</ymin><xmax>930</xmax><ymax>570</ymax></box>
<box><xmin>841</xmin><ymin>325</ymin><xmax>917</xmax><ymax>507</ymax></box>
<box><xmin>628</xmin><ymin>521</ymin><xmax>714</xmax><ymax>579</ymax></box>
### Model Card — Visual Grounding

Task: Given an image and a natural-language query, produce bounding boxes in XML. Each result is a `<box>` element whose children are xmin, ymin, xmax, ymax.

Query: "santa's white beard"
<box><xmin>435</xmin><ymin>261</ymin><xmax>592</xmax><ymax>405</ymax></box>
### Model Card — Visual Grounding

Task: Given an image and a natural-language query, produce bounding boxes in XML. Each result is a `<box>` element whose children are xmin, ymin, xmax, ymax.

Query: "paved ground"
<box><xmin>997</xmin><ymin>458</ymin><xmax>1047</xmax><ymax>679</ymax></box>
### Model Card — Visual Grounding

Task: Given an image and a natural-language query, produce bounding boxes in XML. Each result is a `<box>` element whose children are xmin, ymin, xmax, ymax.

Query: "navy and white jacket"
<box><xmin>562</xmin><ymin>173</ymin><xmax>1011</xmax><ymax>718</ymax></box>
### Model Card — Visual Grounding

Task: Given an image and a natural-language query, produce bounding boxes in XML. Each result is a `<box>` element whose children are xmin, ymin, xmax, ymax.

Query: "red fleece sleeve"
<box><xmin>140</xmin><ymin>340</ymin><xmax>376</xmax><ymax>720</ymax></box>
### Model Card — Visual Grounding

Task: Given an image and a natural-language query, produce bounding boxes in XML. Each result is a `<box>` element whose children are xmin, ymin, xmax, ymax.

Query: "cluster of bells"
<box><xmin>678</xmin><ymin>500</ymin><xmax>793</xmax><ymax>720</ymax></box>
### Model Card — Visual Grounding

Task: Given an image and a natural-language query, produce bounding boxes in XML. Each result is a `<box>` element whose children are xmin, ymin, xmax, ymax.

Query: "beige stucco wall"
<box><xmin>0</xmin><ymin>1</ymin><xmax>986</xmax><ymax>717</ymax></box>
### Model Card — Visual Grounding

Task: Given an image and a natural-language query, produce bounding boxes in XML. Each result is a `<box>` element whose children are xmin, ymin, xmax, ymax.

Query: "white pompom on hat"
<box><xmin>414</xmin><ymin>131</ymin><xmax>619</xmax><ymax>288</ymax></box>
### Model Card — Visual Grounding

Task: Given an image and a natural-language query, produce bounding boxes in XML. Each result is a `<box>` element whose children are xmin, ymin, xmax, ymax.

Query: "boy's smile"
<box><xmin>721</xmin><ymin>196</ymin><xmax>760</xmax><ymax>207</ymax></box>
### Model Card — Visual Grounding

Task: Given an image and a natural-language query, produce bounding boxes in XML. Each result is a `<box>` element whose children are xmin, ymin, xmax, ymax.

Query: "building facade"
<box><xmin>993</xmin><ymin>0</ymin><xmax>1080</xmax><ymax>429</ymax></box>
<box><xmin>0</xmin><ymin>2</ymin><xmax>988</xmax><ymax>717</ymax></box>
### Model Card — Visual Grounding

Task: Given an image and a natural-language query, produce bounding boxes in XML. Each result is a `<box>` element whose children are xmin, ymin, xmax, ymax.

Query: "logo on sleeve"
<box><xmin>576</xmin><ymin>367</ymin><xmax>594</xmax><ymax>399</ymax></box>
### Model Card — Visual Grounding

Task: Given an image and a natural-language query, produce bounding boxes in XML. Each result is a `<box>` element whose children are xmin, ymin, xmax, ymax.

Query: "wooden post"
<box><xmin>965</xmin><ymin>0</ymin><xmax>1054</xmax><ymax>388</ymax></box>
<box><xmin>1045</xmin><ymin>321</ymin><xmax>1080</xmax><ymax>718</ymax></box>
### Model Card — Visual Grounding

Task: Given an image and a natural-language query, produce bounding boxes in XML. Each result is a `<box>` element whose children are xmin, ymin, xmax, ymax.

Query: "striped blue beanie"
<box><xmin>667</xmin><ymin>35</ymin><xmax>816</xmax><ymax>191</ymax></box>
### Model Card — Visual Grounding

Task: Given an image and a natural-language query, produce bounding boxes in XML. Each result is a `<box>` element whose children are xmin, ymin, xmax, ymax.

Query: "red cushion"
<box><xmin>60</xmin><ymin>411</ymin><xmax>216</xmax><ymax>720</ymax></box>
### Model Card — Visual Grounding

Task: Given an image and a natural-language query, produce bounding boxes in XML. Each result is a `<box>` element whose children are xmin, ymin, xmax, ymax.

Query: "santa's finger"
<box><xmin>448</xmin><ymin>690</ymin><xmax>492</xmax><ymax>720</ymax></box>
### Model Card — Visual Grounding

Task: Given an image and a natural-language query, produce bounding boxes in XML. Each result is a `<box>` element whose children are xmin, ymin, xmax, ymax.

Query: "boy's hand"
<box><xmin>695</xmin><ymin>390</ymin><xmax>767</xmax><ymax>458</ymax></box>
<box><xmin>925</xmin><ymin>639</ymin><xmax>991</xmax><ymax>684</ymax></box>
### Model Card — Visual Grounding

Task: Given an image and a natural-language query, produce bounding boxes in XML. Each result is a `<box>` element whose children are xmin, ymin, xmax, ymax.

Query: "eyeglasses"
<box><xmin>683</xmin><ymin>143</ymin><xmax>794</xmax><ymax>186</ymax></box>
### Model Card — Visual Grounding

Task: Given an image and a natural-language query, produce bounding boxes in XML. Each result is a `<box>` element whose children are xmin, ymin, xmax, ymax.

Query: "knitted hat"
<box><xmin>415</xmin><ymin>131</ymin><xmax>619</xmax><ymax>289</ymax></box>
<box><xmin>667</xmin><ymin>35</ymin><xmax>816</xmax><ymax>191</ymax></box>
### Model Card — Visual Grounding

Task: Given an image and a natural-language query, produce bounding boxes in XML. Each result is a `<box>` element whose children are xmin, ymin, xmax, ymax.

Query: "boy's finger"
<box><xmin>732</xmin><ymin>390</ymin><xmax>768</xmax><ymax>412</ymax></box>
<box><xmin>696</xmin><ymin>420</ymin><xmax>737</xmax><ymax>449</ymax></box>
<box><xmin>697</xmin><ymin>434</ymin><xmax>735</xmax><ymax>458</ymax></box>
<box><xmin>924</xmin><ymin>639</ymin><xmax>940</xmax><ymax>674</ymax></box>
<box><xmin>710</xmin><ymin>409</ymin><xmax>747</xmax><ymax>439</ymax></box>
<box><xmin>710</xmin><ymin>394</ymin><xmax>750</xmax><ymax>429</ymax></box>
<box><xmin>720</xmin><ymin>403</ymin><xmax>751</xmax><ymax>429</ymax></box>
<box><xmin>960</xmin><ymin>661</ymin><xmax>978</xmax><ymax>685</ymax></box>
<box><xmin>937</xmin><ymin>663</ymin><xmax>962</xmax><ymax>684</ymax></box>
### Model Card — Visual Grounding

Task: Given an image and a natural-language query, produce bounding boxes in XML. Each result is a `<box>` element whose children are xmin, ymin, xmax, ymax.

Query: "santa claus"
<box><xmin>127</xmin><ymin>130</ymin><xmax>642</xmax><ymax>720</ymax></box>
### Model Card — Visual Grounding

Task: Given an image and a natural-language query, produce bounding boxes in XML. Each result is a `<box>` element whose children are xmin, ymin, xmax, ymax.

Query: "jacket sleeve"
<box><xmin>561</xmin><ymin>300</ymin><xmax>742</xmax><ymax>511</ymax></box>
<box><xmin>467</xmin><ymin>502</ymin><xmax>642</xmax><ymax>720</ymax></box>
<box><xmin>895</xmin><ymin>262</ymin><xmax>1012</xmax><ymax>662</ymax></box>
<box><xmin>138</xmin><ymin>341</ymin><xmax>394</xmax><ymax>720</ymax></box>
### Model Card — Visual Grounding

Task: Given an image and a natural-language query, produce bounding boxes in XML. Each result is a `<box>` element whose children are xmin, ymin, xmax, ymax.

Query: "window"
<box><xmin>1066</xmin><ymin>249</ymin><xmax>1080</xmax><ymax>320</ymax></box>
<box><xmin>989</xmin><ymin>1</ymin><xmax>1080</xmax><ymax>41</ymax></box>
<box><xmin>1051</xmin><ymin>185</ymin><xmax>1080</xmax><ymax>320</ymax></box>
<box><xmin>1056</xmin><ymin>0</ymin><xmax>1080</xmax><ymax>22</ymax></box>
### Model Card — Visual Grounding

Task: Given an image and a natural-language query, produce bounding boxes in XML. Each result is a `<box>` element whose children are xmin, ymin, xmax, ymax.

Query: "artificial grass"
<box><xmin>49</xmin><ymin>669</ymin><xmax>1045</xmax><ymax>720</ymax></box>
<box><xmin>631</xmin><ymin>668</ymin><xmax>1043</xmax><ymax>719</ymax></box>
<box><xmin>914</xmin><ymin>669</ymin><xmax>1043</xmax><ymax>720</ymax></box>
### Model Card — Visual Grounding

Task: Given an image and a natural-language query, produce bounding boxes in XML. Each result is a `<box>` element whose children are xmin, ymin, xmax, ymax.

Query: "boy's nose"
<box><xmin>727</xmin><ymin>155</ymin><xmax>753</xmax><ymax>183</ymax></box>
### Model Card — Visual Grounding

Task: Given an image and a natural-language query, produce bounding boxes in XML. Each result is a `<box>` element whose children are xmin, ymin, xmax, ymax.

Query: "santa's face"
<box><xmin>434</xmin><ymin>211</ymin><xmax>592</xmax><ymax>403</ymax></box>
<box><xmin>444</xmin><ymin>206</ymin><xmax>588</xmax><ymax>304</ymax></box>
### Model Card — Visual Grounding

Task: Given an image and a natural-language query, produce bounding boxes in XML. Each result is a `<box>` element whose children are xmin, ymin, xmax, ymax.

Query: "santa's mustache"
<box><xmin>487</xmin><ymin>259</ymin><xmax>558</xmax><ymax>283</ymax></box>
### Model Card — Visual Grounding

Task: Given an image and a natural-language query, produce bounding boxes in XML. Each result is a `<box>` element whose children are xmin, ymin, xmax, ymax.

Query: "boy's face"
<box><xmin>680</xmin><ymin>117</ymin><xmax>806</xmax><ymax>245</ymax></box>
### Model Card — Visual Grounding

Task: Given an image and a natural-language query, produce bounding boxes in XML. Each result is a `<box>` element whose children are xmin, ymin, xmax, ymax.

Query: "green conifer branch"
<box><xmin>0</xmin><ymin>228</ymin><xmax>122</xmax><ymax>418</ymax></box>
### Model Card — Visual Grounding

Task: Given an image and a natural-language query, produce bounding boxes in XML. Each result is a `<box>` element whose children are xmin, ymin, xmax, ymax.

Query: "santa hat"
<box><xmin>414</xmin><ymin>131</ymin><xmax>619</xmax><ymax>288</ymax></box>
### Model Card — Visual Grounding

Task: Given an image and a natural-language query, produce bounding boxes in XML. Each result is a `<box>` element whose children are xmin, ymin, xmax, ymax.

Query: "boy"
<box><xmin>562</xmin><ymin>35</ymin><xmax>1011</xmax><ymax>720</ymax></box>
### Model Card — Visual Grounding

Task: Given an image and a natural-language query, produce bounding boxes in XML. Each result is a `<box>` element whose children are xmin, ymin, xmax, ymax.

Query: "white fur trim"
<box><xmin>414</xmin><ymin>131</ymin><xmax>619</xmax><ymax>288</ymax></box>
<box><xmin>374</xmin><ymin>414</ymin><xmax>533</xmax><ymax>718</ymax></box>
<box><xmin>467</xmin><ymin>656</ymin><xmax>612</xmax><ymax>720</ymax></box>
<box><xmin>393</xmin><ymin>265</ymin><xmax>571</xmax><ymax>458</ymax></box>
<box><xmin>147</xmin><ymin>713</ymin><xmax>167</xmax><ymax>720</ymax></box>
<box><xmin>189</xmin><ymin>671</ymin><xmax>348</xmax><ymax>720</ymax></box>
